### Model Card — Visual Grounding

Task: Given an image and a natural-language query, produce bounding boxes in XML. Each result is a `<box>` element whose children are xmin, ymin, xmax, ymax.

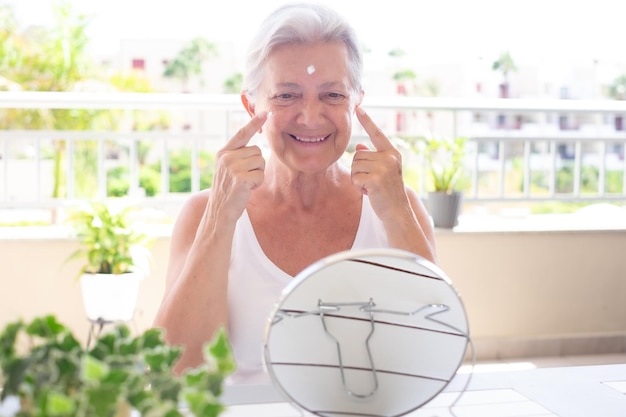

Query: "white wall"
<box><xmin>0</xmin><ymin>236</ymin><xmax>168</xmax><ymax>343</ymax></box>
<box><xmin>436</xmin><ymin>229</ymin><xmax>626</xmax><ymax>358</ymax></box>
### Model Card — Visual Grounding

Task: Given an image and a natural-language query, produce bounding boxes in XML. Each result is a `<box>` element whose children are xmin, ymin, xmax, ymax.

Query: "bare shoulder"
<box><xmin>165</xmin><ymin>190</ymin><xmax>211</xmax><ymax>289</ymax></box>
<box><xmin>180</xmin><ymin>189</ymin><xmax>211</xmax><ymax>216</ymax></box>
<box><xmin>172</xmin><ymin>189</ymin><xmax>210</xmax><ymax>237</ymax></box>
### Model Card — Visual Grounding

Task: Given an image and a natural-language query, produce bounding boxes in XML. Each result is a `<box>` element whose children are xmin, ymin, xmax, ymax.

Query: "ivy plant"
<box><xmin>0</xmin><ymin>315</ymin><xmax>235</xmax><ymax>417</ymax></box>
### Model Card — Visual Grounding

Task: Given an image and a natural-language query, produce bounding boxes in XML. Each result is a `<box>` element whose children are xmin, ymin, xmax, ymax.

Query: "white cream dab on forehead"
<box><xmin>306</xmin><ymin>65</ymin><xmax>316</xmax><ymax>75</ymax></box>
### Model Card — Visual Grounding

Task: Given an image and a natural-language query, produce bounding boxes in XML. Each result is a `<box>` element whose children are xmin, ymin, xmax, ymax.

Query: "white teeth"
<box><xmin>294</xmin><ymin>135</ymin><xmax>327</xmax><ymax>143</ymax></box>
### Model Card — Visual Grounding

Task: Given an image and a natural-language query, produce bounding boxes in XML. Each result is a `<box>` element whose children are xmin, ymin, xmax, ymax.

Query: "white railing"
<box><xmin>1</xmin><ymin>92</ymin><xmax>626</xmax><ymax>213</ymax></box>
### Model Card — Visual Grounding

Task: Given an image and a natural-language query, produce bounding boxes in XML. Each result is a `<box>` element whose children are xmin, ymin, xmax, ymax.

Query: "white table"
<box><xmin>221</xmin><ymin>363</ymin><xmax>626</xmax><ymax>417</ymax></box>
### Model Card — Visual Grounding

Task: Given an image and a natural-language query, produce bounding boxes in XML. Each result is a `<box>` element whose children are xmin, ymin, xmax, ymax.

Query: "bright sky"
<box><xmin>5</xmin><ymin>0</ymin><xmax>626</xmax><ymax>69</ymax></box>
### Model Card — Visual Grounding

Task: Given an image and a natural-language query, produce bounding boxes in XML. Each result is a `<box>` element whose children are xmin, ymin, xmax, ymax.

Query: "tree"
<box><xmin>492</xmin><ymin>51</ymin><xmax>517</xmax><ymax>98</ymax></box>
<box><xmin>223</xmin><ymin>72</ymin><xmax>243</xmax><ymax>94</ymax></box>
<box><xmin>163</xmin><ymin>37</ymin><xmax>218</xmax><ymax>92</ymax></box>
<box><xmin>608</xmin><ymin>74</ymin><xmax>626</xmax><ymax>100</ymax></box>
<box><xmin>392</xmin><ymin>69</ymin><xmax>417</xmax><ymax>95</ymax></box>
<box><xmin>0</xmin><ymin>1</ymin><xmax>110</xmax><ymax>198</ymax></box>
<box><xmin>492</xmin><ymin>51</ymin><xmax>518</xmax><ymax>83</ymax></box>
<box><xmin>0</xmin><ymin>2</ymin><xmax>159</xmax><ymax>201</ymax></box>
<box><xmin>388</xmin><ymin>48</ymin><xmax>406</xmax><ymax>58</ymax></box>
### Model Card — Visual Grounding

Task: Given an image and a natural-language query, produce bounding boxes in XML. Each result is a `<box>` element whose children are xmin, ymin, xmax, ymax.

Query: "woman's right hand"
<box><xmin>208</xmin><ymin>111</ymin><xmax>269</xmax><ymax>223</ymax></box>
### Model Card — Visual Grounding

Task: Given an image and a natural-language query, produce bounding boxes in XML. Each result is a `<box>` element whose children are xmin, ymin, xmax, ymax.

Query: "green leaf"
<box><xmin>56</xmin><ymin>355</ymin><xmax>80</xmax><ymax>380</ymax></box>
<box><xmin>58</xmin><ymin>332</ymin><xmax>81</xmax><ymax>351</ymax></box>
<box><xmin>102</xmin><ymin>368</ymin><xmax>131</xmax><ymax>385</ymax></box>
<box><xmin>118</xmin><ymin>337</ymin><xmax>140</xmax><ymax>356</ymax></box>
<box><xmin>205</xmin><ymin>373</ymin><xmax>226</xmax><ymax>397</ymax></box>
<box><xmin>183</xmin><ymin>390</ymin><xmax>224</xmax><ymax>417</ymax></box>
<box><xmin>1</xmin><ymin>357</ymin><xmax>28</xmax><ymax>399</ymax></box>
<box><xmin>84</xmin><ymin>385</ymin><xmax>121</xmax><ymax>417</ymax></box>
<box><xmin>139</xmin><ymin>328</ymin><xmax>165</xmax><ymax>350</ymax></box>
<box><xmin>146</xmin><ymin>374</ymin><xmax>182</xmax><ymax>402</ymax></box>
<box><xmin>144</xmin><ymin>348</ymin><xmax>170</xmax><ymax>372</ymax></box>
<box><xmin>0</xmin><ymin>320</ymin><xmax>23</xmax><ymax>359</ymax></box>
<box><xmin>81</xmin><ymin>355</ymin><xmax>109</xmax><ymax>382</ymax></box>
<box><xmin>45</xmin><ymin>391</ymin><xmax>76</xmax><ymax>416</ymax></box>
<box><xmin>183</xmin><ymin>369</ymin><xmax>206</xmax><ymax>388</ymax></box>
<box><xmin>26</xmin><ymin>315</ymin><xmax>67</xmax><ymax>338</ymax></box>
<box><xmin>206</xmin><ymin>328</ymin><xmax>235</xmax><ymax>375</ymax></box>
<box><xmin>163</xmin><ymin>408</ymin><xmax>186</xmax><ymax>417</ymax></box>
<box><xmin>113</xmin><ymin>323</ymin><xmax>132</xmax><ymax>340</ymax></box>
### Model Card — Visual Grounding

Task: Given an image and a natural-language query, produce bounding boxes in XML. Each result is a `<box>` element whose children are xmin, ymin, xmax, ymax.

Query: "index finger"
<box><xmin>355</xmin><ymin>106</ymin><xmax>394</xmax><ymax>151</ymax></box>
<box><xmin>224</xmin><ymin>111</ymin><xmax>269</xmax><ymax>150</ymax></box>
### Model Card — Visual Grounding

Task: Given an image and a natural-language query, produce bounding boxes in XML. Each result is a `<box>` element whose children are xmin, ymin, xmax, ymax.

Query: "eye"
<box><xmin>270</xmin><ymin>92</ymin><xmax>301</xmax><ymax>105</ymax></box>
<box><xmin>322</xmin><ymin>92</ymin><xmax>348</xmax><ymax>103</ymax></box>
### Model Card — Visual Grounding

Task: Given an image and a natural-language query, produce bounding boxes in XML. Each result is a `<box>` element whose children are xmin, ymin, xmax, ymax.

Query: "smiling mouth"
<box><xmin>291</xmin><ymin>134</ymin><xmax>330</xmax><ymax>143</ymax></box>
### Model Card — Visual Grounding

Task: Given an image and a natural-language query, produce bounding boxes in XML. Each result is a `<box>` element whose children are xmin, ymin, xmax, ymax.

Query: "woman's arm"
<box><xmin>153</xmin><ymin>191</ymin><xmax>235</xmax><ymax>374</ymax></box>
<box><xmin>352</xmin><ymin>107</ymin><xmax>437</xmax><ymax>264</ymax></box>
<box><xmin>153</xmin><ymin>111</ymin><xmax>268</xmax><ymax>374</ymax></box>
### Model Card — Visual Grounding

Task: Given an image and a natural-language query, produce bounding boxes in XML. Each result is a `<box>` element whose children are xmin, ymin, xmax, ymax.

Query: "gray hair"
<box><xmin>243</xmin><ymin>2</ymin><xmax>363</xmax><ymax>103</ymax></box>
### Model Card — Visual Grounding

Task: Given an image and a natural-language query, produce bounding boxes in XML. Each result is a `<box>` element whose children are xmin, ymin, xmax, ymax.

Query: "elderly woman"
<box><xmin>153</xmin><ymin>2</ymin><xmax>436</xmax><ymax>382</ymax></box>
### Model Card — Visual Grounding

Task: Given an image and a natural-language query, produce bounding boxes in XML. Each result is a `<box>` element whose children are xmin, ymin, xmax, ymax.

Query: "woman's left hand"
<box><xmin>351</xmin><ymin>106</ymin><xmax>409</xmax><ymax>221</ymax></box>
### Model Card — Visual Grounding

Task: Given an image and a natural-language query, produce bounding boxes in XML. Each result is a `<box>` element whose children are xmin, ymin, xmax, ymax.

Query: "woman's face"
<box><xmin>253</xmin><ymin>41</ymin><xmax>361</xmax><ymax>174</ymax></box>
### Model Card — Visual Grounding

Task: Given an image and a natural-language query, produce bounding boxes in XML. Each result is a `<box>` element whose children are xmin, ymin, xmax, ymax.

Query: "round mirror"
<box><xmin>263</xmin><ymin>248</ymin><xmax>469</xmax><ymax>417</ymax></box>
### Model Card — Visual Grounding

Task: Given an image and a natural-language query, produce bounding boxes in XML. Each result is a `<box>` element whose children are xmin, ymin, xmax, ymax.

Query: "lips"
<box><xmin>291</xmin><ymin>134</ymin><xmax>330</xmax><ymax>143</ymax></box>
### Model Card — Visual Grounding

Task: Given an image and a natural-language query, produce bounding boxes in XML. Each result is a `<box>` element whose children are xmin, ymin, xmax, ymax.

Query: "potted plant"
<box><xmin>0</xmin><ymin>314</ymin><xmax>234</xmax><ymax>417</ymax></box>
<box><xmin>65</xmin><ymin>201</ymin><xmax>153</xmax><ymax>323</ymax></box>
<box><xmin>419</xmin><ymin>135</ymin><xmax>469</xmax><ymax>228</ymax></box>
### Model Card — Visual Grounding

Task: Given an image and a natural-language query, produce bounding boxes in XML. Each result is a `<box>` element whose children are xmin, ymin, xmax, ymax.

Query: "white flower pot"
<box><xmin>79</xmin><ymin>272</ymin><xmax>143</xmax><ymax>322</ymax></box>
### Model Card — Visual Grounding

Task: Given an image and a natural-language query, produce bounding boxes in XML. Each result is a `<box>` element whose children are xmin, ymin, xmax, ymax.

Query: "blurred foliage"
<box><xmin>106</xmin><ymin>149</ymin><xmax>216</xmax><ymax>197</ymax></box>
<box><xmin>163</xmin><ymin>37</ymin><xmax>218</xmax><ymax>91</ymax></box>
<box><xmin>0</xmin><ymin>2</ymin><xmax>174</xmax><ymax>200</ymax></box>
<box><xmin>223</xmin><ymin>72</ymin><xmax>242</xmax><ymax>94</ymax></box>
<box><xmin>153</xmin><ymin>149</ymin><xmax>216</xmax><ymax>193</ymax></box>
<box><xmin>608</xmin><ymin>74</ymin><xmax>626</xmax><ymax>100</ymax></box>
<box><xmin>0</xmin><ymin>315</ymin><xmax>234</xmax><ymax>417</ymax></box>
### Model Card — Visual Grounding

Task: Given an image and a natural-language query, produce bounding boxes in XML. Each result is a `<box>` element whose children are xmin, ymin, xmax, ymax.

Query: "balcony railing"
<box><xmin>1</xmin><ymin>92</ymin><xmax>626</xmax><ymax>216</ymax></box>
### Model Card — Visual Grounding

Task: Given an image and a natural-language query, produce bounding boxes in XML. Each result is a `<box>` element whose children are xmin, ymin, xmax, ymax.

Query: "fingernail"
<box><xmin>356</xmin><ymin>106</ymin><xmax>365</xmax><ymax>116</ymax></box>
<box><xmin>267</xmin><ymin>111</ymin><xmax>273</xmax><ymax>118</ymax></box>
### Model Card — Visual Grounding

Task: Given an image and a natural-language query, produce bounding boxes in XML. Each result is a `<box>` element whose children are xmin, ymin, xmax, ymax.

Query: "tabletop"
<box><xmin>220</xmin><ymin>363</ymin><xmax>626</xmax><ymax>417</ymax></box>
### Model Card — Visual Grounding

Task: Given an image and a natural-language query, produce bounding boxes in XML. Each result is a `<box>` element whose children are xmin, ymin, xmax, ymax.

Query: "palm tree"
<box><xmin>492</xmin><ymin>51</ymin><xmax>517</xmax><ymax>98</ymax></box>
<box><xmin>163</xmin><ymin>37</ymin><xmax>218</xmax><ymax>92</ymax></box>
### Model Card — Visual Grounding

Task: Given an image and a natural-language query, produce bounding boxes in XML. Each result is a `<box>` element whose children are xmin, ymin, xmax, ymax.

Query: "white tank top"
<box><xmin>227</xmin><ymin>195</ymin><xmax>389</xmax><ymax>384</ymax></box>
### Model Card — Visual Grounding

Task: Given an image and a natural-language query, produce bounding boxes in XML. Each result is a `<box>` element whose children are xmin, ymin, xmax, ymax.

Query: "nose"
<box><xmin>296</xmin><ymin>96</ymin><xmax>324</xmax><ymax>127</ymax></box>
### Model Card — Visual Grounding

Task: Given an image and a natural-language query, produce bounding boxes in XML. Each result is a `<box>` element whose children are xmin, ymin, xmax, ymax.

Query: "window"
<box><xmin>132</xmin><ymin>59</ymin><xmax>145</xmax><ymax>70</ymax></box>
